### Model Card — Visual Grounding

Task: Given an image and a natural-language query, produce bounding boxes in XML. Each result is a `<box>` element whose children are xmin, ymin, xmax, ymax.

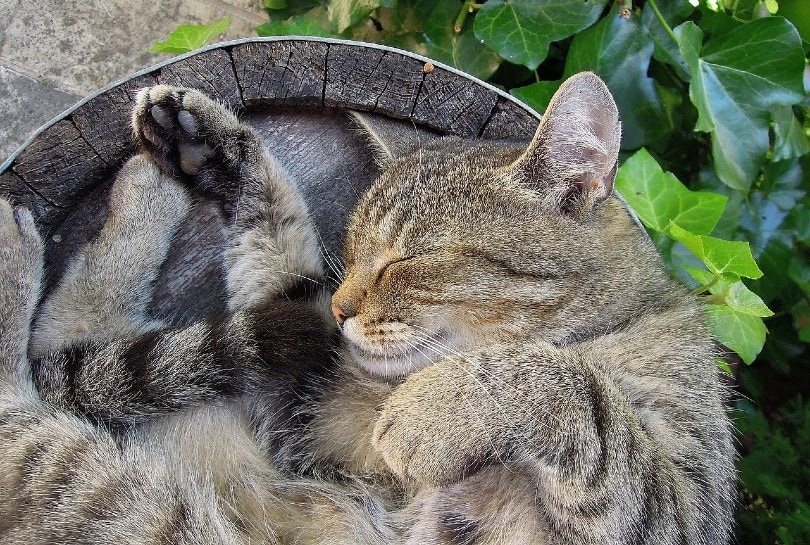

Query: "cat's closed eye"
<box><xmin>374</xmin><ymin>255</ymin><xmax>416</xmax><ymax>284</ymax></box>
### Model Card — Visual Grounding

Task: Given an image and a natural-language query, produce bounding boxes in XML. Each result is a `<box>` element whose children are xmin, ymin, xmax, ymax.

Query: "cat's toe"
<box><xmin>131</xmin><ymin>85</ymin><xmax>254</xmax><ymax>204</ymax></box>
<box><xmin>177</xmin><ymin>141</ymin><xmax>215</xmax><ymax>175</ymax></box>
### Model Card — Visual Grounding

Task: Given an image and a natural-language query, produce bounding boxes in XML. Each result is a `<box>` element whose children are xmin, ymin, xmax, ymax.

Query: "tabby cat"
<box><xmin>0</xmin><ymin>72</ymin><xmax>735</xmax><ymax>544</ymax></box>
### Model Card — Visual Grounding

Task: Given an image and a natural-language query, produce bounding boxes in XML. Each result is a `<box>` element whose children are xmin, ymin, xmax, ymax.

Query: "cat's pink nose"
<box><xmin>331</xmin><ymin>303</ymin><xmax>349</xmax><ymax>326</ymax></box>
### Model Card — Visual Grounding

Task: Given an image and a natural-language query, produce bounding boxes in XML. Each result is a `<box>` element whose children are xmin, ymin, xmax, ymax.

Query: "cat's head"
<box><xmin>334</xmin><ymin>72</ymin><xmax>666</xmax><ymax>378</ymax></box>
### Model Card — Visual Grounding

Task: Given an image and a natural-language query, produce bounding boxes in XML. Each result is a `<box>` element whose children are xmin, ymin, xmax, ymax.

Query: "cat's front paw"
<box><xmin>132</xmin><ymin>85</ymin><xmax>259</xmax><ymax>204</ymax></box>
<box><xmin>372</xmin><ymin>364</ymin><xmax>499</xmax><ymax>488</ymax></box>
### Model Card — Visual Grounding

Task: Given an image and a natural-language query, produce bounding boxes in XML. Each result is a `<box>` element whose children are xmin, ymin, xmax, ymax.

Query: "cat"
<box><xmin>0</xmin><ymin>72</ymin><xmax>736</xmax><ymax>544</ymax></box>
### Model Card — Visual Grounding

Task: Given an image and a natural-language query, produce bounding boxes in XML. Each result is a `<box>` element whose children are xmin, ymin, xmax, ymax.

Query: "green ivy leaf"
<box><xmin>615</xmin><ymin>148</ymin><xmax>727</xmax><ymax>235</ymax></box>
<box><xmin>327</xmin><ymin>0</ymin><xmax>380</xmax><ymax>33</ymax></box>
<box><xmin>259</xmin><ymin>0</ymin><xmax>323</xmax><ymax>20</ymax></box>
<box><xmin>641</xmin><ymin>0</ymin><xmax>693</xmax><ymax>81</ymax></box>
<box><xmin>706</xmin><ymin>304</ymin><xmax>768</xmax><ymax>364</ymax></box>
<box><xmin>753</xmin><ymin>238</ymin><xmax>801</xmax><ymax>302</ymax></box>
<box><xmin>685</xmin><ymin>266</ymin><xmax>773</xmax><ymax>317</ymax></box>
<box><xmin>740</xmin><ymin>160</ymin><xmax>806</xmax><ymax>255</ymax></box>
<box><xmin>725</xmin><ymin>282</ymin><xmax>774</xmax><ymax>317</ymax></box>
<box><xmin>772</xmin><ymin>106</ymin><xmax>810</xmax><ymax>162</ymax></box>
<box><xmin>564</xmin><ymin>9</ymin><xmax>672</xmax><ymax>149</ymax></box>
<box><xmin>264</xmin><ymin>0</ymin><xmax>288</xmax><ymax>9</ymax></box>
<box><xmin>473</xmin><ymin>0</ymin><xmax>606</xmax><ymax>71</ymax></box>
<box><xmin>676</xmin><ymin>18</ymin><xmax>805</xmax><ymax>190</ymax></box>
<box><xmin>151</xmin><ymin>19</ymin><xmax>231</xmax><ymax>54</ymax></box>
<box><xmin>670</xmin><ymin>223</ymin><xmax>763</xmax><ymax>280</ymax></box>
<box><xmin>392</xmin><ymin>0</ymin><xmax>501</xmax><ymax>81</ymax></box>
<box><xmin>716</xmin><ymin>358</ymin><xmax>734</xmax><ymax>375</ymax></box>
<box><xmin>722</xmin><ymin>0</ymin><xmax>772</xmax><ymax>21</ymax></box>
<box><xmin>788</xmin><ymin>256</ymin><xmax>810</xmax><ymax>295</ymax></box>
<box><xmin>375</xmin><ymin>0</ymin><xmax>431</xmax><ymax>35</ymax></box>
<box><xmin>509</xmin><ymin>80</ymin><xmax>561</xmax><ymax>114</ymax></box>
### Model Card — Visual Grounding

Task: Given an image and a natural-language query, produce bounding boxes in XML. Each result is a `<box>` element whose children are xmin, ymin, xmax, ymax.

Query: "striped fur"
<box><xmin>0</xmin><ymin>75</ymin><xmax>735</xmax><ymax>544</ymax></box>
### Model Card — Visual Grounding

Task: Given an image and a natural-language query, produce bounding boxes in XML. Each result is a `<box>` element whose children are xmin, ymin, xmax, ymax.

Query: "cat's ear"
<box><xmin>509</xmin><ymin>72</ymin><xmax>621</xmax><ymax>220</ymax></box>
<box><xmin>347</xmin><ymin>111</ymin><xmax>440</xmax><ymax>165</ymax></box>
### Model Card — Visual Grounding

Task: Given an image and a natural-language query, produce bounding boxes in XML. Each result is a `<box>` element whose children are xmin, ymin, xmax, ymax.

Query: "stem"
<box><xmin>454</xmin><ymin>0</ymin><xmax>482</xmax><ymax>33</ymax></box>
<box><xmin>647</xmin><ymin>0</ymin><xmax>679</xmax><ymax>45</ymax></box>
<box><xmin>691</xmin><ymin>274</ymin><xmax>721</xmax><ymax>295</ymax></box>
<box><xmin>454</xmin><ymin>1</ymin><xmax>469</xmax><ymax>33</ymax></box>
<box><xmin>700</xmin><ymin>293</ymin><xmax>727</xmax><ymax>305</ymax></box>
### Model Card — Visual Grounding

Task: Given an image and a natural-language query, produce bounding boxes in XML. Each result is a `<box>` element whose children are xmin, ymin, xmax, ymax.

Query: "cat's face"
<box><xmin>332</xmin><ymin>147</ymin><xmax>630</xmax><ymax>378</ymax></box>
<box><xmin>333</xmin><ymin>72</ymin><xmax>632</xmax><ymax>378</ymax></box>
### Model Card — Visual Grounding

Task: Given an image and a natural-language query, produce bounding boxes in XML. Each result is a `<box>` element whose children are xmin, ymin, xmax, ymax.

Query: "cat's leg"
<box><xmin>29</xmin><ymin>155</ymin><xmax>192</xmax><ymax>358</ymax></box>
<box><xmin>0</xmin><ymin>200</ymin><xmax>44</xmax><ymax>393</ymax></box>
<box><xmin>25</xmin><ymin>154</ymin><xmax>204</xmax><ymax>421</ymax></box>
<box><xmin>0</xmin><ymin>200</ymin><xmax>251</xmax><ymax>545</ymax></box>
<box><xmin>130</xmin><ymin>86</ymin><xmax>336</xmax><ymax>459</ymax></box>
<box><xmin>31</xmin><ymin>296</ymin><xmax>332</xmax><ymax>426</ymax></box>
<box><xmin>131</xmin><ymin>85</ymin><xmax>328</xmax><ymax>313</ymax></box>
<box><xmin>374</xmin><ymin>341</ymin><xmax>731</xmax><ymax>545</ymax></box>
<box><xmin>29</xmin><ymin>87</ymin><xmax>335</xmax><ymax>427</ymax></box>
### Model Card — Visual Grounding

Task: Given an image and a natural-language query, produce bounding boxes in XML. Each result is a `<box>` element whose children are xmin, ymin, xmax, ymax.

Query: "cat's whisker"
<box><xmin>322</xmin><ymin>253</ymin><xmax>346</xmax><ymax>285</ymax></box>
<box><xmin>407</xmin><ymin>332</ymin><xmax>516</xmax><ymax>423</ymax></box>
<box><xmin>409</xmin><ymin>329</ymin><xmax>567</xmax><ymax>434</ymax></box>
<box><xmin>266</xmin><ymin>270</ymin><xmax>326</xmax><ymax>288</ymax></box>
<box><xmin>313</xmin><ymin>228</ymin><xmax>346</xmax><ymax>283</ymax></box>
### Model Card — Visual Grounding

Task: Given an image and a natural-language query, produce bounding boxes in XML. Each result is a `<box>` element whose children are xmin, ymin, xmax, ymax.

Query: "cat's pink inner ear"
<box><xmin>511</xmin><ymin>72</ymin><xmax>621</xmax><ymax>219</ymax></box>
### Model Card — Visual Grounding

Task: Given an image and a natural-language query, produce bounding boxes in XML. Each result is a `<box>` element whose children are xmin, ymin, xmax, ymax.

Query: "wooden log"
<box><xmin>481</xmin><ymin>96</ymin><xmax>539</xmax><ymax>140</ymax></box>
<box><xmin>71</xmin><ymin>73</ymin><xmax>158</xmax><ymax>168</ymax></box>
<box><xmin>0</xmin><ymin>170</ymin><xmax>51</xmax><ymax>221</ymax></box>
<box><xmin>11</xmin><ymin>119</ymin><xmax>112</xmax><ymax>218</ymax></box>
<box><xmin>159</xmin><ymin>48</ymin><xmax>243</xmax><ymax>108</ymax></box>
<box><xmin>411</xmin><ymin>66</ymin><xmax>499</xmax><ymax>137</ymax></box>
<box><xmin>230</xmin><ymin>40</ymin><xmax>328</xmax><ymax>108</ymax></box>
<box><xmin>324</xmin><ymin>43</ymin><xmax>425</xmax><ymax>118</ymax></box>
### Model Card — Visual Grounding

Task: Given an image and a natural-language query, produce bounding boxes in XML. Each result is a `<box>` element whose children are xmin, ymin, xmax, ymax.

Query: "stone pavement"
<box><xmin>0</xmin><ymin>0</ymin><xmax>266</xmax><ymax>161</ymax></box>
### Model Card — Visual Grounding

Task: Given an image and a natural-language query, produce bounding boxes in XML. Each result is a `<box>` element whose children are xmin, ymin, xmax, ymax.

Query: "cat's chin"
<box><xmin>344</xmin><ymin>342</ymin><xmax>437</xmax><ymax>378</ymax></box>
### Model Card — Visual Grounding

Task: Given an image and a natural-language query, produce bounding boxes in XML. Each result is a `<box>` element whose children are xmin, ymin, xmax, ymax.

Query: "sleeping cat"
<box><xmin>0</xmin><ymin>72</ymin><xmax>735</xmax><ymax>544</ymax></box>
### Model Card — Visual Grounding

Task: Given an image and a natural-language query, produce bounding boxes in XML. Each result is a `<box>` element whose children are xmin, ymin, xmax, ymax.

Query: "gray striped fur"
<box><xmin>0</xmin><ymin>75</ymin><xmax>735</xmax><ymax>544</ymax></box>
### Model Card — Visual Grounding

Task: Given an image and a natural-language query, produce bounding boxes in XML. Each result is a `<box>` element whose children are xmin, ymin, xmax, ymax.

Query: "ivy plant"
<box><xmin>156</xmin><ymin>1</ymin><xmax>810</xmax><ymax>541</ymax></box>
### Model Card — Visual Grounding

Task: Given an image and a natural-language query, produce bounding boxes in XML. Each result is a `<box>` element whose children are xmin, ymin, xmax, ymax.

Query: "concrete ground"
<box><xmin>0</xmin><ymin>0</ymin><xmax>267</xmax><ymax>161</ymax></box>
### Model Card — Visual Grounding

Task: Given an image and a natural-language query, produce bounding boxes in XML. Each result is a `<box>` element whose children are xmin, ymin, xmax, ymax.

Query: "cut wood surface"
<box><xmin>0</xmin><ymin>38</ymin><xmax>540</xmax><ymax>323</ymax></box>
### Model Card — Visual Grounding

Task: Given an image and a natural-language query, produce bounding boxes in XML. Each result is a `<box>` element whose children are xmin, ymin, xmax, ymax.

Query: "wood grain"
<box><xmin>324</xmin><ymin>43</ymin><xmax>424</xmax><ymax>118</ymax></box>
<box><xmin>159</xmin><ymin>48</ymin><xmax>243</xmax><ymax>108</ymax></box>
<box><xmin>231</xmin><ymin>41</ymin><xmax>328</xmax><ymax>107</ymax></box>
<box><xmin>71</xmin><ymin>73</ymin><xmax>158</xmax><ymax>167</ymax></box>
<box><xmin>412</xmin><ymin>67</ymin><xmax>499</xmax><ymax>137</ymax></box>
<box><xmin>481</xmin><ymin>96</ymin><xmax>539</xmax><ymax>140</ymax></box>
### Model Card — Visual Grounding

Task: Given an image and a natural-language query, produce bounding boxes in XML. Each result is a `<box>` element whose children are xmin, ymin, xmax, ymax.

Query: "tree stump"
<box><xmin>0</xmin><ymin>38</ymin><xmax>540</xmax><ymax>324</ymax></box>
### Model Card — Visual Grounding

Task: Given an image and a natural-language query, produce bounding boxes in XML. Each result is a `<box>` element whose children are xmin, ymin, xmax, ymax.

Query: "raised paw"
<box><xmin>132</xmin><ymin>85</ymin><xmax>261</xmax><ymax>204</ymax></box>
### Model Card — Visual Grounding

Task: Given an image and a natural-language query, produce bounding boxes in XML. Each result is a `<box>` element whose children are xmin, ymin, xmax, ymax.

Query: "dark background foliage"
<box><xmin>157</xmin><ymin>1</ymin><xmax>810</xmax><ymax>541</ymax></box>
